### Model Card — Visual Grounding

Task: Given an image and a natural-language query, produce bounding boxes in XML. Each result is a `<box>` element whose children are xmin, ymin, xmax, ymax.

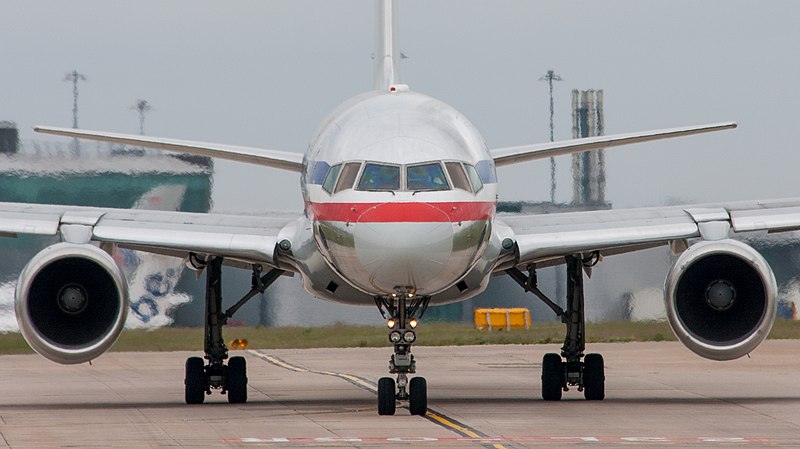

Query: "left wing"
<box><xmin>0</xmin><ymin>201</ymin><xmax>300</xmax><ymax>269</ymax></box>
<box><xmin>34</xmin><ymin>126</ymin><xmax>304</xmax><ymax>172</ymax></box>
<box><xmin>496</xmin><ymin>198</ymin><xmax>800</xmax><ymax>270</ymax></box>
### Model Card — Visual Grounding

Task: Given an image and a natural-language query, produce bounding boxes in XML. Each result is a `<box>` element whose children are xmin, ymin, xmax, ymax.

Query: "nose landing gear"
<box><xmin>375</xmin><ymin>293</ymin><xmax>430</xmax><ymax>416</ymax></box>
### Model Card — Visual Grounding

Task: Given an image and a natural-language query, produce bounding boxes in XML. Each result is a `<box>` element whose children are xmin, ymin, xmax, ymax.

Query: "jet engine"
<box><xmin>15</xmin><ymin>243</ymin><xmax>129</xmax><ymax>365</ymax></box>
<box><xmin>665</xmin><ymin>239</ymin><xmax>777</xmax><ymax>361</ymax></box>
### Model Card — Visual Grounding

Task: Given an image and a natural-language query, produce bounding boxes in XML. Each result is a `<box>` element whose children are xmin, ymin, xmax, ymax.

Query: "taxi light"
<box><xmin>409</xmin><ymin>319</ymin><xmax>418</xmax><ymax>329</ymax></box>
<box><xmin>403</xmin><ymin>331</ymin><xmax>416</xmax><ymax>343</ymax></box>
<box><xmin>389</xmin><ymin>331</ymin><xmax>402</xmax><ymax>343</ymax></box>
<box><xmin>387</xmin><ymin>319</ymin><xmax>396</xmax><ymax>329</ymax></box>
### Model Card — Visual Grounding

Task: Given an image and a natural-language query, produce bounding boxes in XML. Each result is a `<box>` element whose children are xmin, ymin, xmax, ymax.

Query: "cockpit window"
<box><xmin>357</xmin><ymin>163</ymin><xmax>400</xmax><ymax>191</ymax></box>
<box><xmin>407</xmin><ymin>163</ymin><xmax>450</xmax><ymax>191</ymax></box>
<box><xmin>445</xmin><ymin>162</ymin><xmax>471</xmax><ymax>192</ymax></box>
<box><xmin>464</xmin><ymin>164</ymin><xmax>483</xmax><ymax>193</ymax></box>
<box><xmin>322</xmin><ymin>164</ymin><xmax>342</xmax><ymax>194</ymax></box>
<box><xmin>335</xmin><ymin>162</ymin><xmax>362</xmax><ymax>193</ymax></box>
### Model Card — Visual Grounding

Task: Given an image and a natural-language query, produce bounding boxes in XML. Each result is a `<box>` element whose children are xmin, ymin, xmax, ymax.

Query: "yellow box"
<box><xmin>474</xmin><ymin>308</ymin><xmax>531</xmax><ymax>331</ymax></box>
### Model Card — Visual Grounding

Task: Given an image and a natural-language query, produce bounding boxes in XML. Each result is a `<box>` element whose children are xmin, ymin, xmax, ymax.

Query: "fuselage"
<box><xmin>293</xmin><ymin>87</ymin><xmax>503</xmax><ymax>304</ymax></box>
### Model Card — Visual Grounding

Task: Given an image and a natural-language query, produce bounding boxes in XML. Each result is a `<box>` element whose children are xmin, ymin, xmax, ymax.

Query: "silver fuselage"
<box><xmin>287</xmin><ymin>89</ymin><xmax>505</xmax><ymax>305</ymax></box>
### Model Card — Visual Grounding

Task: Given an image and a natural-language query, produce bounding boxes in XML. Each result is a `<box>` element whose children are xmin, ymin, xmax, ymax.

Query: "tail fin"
<box><xmin>373</xmin><ymin>0</ymin><xmax>400</xmax><ymax>90</ymax></box>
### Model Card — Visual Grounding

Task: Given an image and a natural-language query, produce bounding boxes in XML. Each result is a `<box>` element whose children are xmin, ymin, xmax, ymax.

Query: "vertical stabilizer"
<box><xmin>373</xmin><ymin>0</ymin><xmax>400</xmax><ymax>90</ymax></box>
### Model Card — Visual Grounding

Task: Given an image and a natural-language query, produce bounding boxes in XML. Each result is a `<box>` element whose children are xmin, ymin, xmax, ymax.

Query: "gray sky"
<box><xmin>2</xmin><ymin>1</ymin><xmax>798</xmax><ymax>212</ymax></box>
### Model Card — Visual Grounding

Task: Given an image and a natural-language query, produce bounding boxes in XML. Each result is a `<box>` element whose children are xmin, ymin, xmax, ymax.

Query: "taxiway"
<box><xmin>0</xmin><ymin>340</ymin><xmax>799</xmax><ymax>447</ymax></box>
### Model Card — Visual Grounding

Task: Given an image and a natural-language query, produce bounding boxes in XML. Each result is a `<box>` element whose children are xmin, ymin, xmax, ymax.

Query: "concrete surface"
<box><xmin>1</xmin><ymin>340</ymin><xmax>799</xmax><ymax>448</ymax></box>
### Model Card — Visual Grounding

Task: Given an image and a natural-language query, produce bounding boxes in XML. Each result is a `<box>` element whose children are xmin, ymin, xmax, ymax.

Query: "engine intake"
<box><xmin>665</xmin><ymin>239</ymin><xmax>777</xmax><ymax>361</ymax></box>
<box><xmin>15</xmin><ymin>243</ymin><xmax>129</xmax><ymax>364</ymax></box>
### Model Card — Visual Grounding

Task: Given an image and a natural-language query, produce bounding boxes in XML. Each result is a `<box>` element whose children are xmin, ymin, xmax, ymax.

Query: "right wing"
<box><xmin>497</xmin><ymin>197</ymin><xmax>800</xmax><ymax>270</ymax></box>
<box><xmin>0</xmin><ymin>201</ymin><xmax>301</xmax><ymax>269</ymax></box>
<box><xmin>490</xmin><ymin>122</ymin><xmax>736</xmax><ymax>167</ymax></box>
<box><xmin>34</xmin><ymin>126</ymin><xmax>304</xmax><ymax>172</ymax></box>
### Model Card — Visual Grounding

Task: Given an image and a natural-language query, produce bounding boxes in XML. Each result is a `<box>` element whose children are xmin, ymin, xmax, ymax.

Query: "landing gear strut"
<box><xmin>507</xmin><ymin>253</ymin><xmax>605</xmax><ymax>401</ymax></box>
<box><xmin>375</xmin><ymin>293</ymin><xmax>430</xmax><ymax>416</ymax></box>
<box><xmin>184</xmin><ymin>256</ymin><xmax>282</xmax><ymax>404</ymax></box>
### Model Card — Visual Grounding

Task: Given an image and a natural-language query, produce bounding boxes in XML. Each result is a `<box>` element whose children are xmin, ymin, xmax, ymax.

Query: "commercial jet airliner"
<box><xmin>3</xmin><ymin>0</ymin><xmax>793</xmax><ymax>416</ymax></box>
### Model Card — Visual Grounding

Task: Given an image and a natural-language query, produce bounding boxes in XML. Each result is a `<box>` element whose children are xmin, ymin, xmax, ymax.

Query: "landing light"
<box><xmin>409</xmin><ymin>319</ymin><xmax>418</xmax><ymax>329</ymax></box>
<box><xmin>403</xmin><ymin>331</ymin><xmax>416</xmax><ymax>343</ymax></box>
<box><xmin>387</xmin><ymin>319</ymin><xmax>396</xmax><ymax>329</ymax></box>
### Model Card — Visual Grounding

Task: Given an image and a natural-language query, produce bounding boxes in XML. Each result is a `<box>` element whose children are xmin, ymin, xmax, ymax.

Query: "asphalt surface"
<box><xmin>0</xmin><ymin>340</ymin><xmax>799</xmax><ymax>448</ymax></box>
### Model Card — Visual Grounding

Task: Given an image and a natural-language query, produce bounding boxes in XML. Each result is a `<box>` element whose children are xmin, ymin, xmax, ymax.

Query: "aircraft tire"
<box><xmin>226</xmin><ymin>356</ymin><xmax>248</xmax><ymax>404</ymax></box>
<box><xmin>541</xmin><ymin>353</ymin><xmax>563</xmax><ymax>401</ymax></box>
<box><xmin>409</xmin><ymin>377</ymin><xmax>427</xmax><ymax>416</ymax></box>
<box><xmin>377</xmin><ymin>377</ymin><xmax>396</xmax><ymax>415</ymax></box>
<box><xmin>583</xmin><ymin>353</ymin><xmax>605</xmax><ymax>400</ymax></box>
<box><xmin>185</xmin><ymin>357</ymin><xmax>206</xmax><ymax>404</ymax></box>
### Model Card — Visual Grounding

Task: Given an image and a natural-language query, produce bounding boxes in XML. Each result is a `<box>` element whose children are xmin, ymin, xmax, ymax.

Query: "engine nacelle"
<box><xmin>665</xmin><ymin>239</ymin><xmax>777</xmax><ymax>361</ymax></box>
<box><xmin>15</xmin><ymin>243</ymin><xmax>129</xmax><ymax>365</ymax></box>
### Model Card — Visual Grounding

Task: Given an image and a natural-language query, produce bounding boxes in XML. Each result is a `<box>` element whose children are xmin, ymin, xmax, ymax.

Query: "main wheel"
<box><xmin>185</xmin><ymin>357</ymin><xmax>207</xmax><ymax>404</ymax></box>
<box><xmin>377</xmin><ymin>377</ymin><xmax>396</xmax><ymax>416</ymax></box>
<box><xmin>409</xmin><ymin>377</ymin><xmax>427</xmax><ymax>416</ymax></box>
<box><xmin>541</xmin><ymin>353</ymin><xmax>564</xmax><ymax>401</ymax></box>
<box><xmin>583</xmin><ymin>353</ymin><xmax>605</xmax><ymax>400</ymax></box>
<box><xmin>226</xmin><ymin>356</ymin><xmax>248</xmax><ymax>404</ymax></box>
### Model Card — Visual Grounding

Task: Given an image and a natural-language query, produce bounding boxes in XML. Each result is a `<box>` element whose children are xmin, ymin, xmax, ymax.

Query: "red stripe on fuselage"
<box><xmin>307</xmin><ymin>201</ymin><xmax>496</xmax><ymax>223</ymax></box>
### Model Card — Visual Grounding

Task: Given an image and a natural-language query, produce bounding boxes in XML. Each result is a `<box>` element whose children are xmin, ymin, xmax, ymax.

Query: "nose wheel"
<box><xmin>408</xmin><ymin>376</ymin><xmax>428</xmax><ymax>416</ymax></box>
<box><xmin>377</xmin><ymin>374</ymin><xmax>428</xmax><ymax>416</ymax></box>
<box><xmin>377</xmin><ymin>377</ymin><xmax>396</xmax><ymax>415</ymax></box>
<box><xmin>375</xmin><ymin>294</ymin><xmax>430</xmax><ymax>416</ymax></box>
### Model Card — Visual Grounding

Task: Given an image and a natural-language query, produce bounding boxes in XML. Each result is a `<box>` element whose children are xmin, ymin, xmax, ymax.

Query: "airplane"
<box><xmin>1</xmin><ymin>0</ymin><xmax>793</xmax><ymax>416</ymax></box>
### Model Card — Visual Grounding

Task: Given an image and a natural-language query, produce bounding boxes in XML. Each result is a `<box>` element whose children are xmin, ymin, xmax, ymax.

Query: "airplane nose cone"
<box><xmin>354</xmin><ymin>203</ymin><xmax>453</xmax><ymax>293</ymax></box>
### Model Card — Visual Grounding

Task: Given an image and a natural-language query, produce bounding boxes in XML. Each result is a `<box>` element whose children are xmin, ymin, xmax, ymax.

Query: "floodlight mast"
<box><xmin>539</xmin><ymin>69</ymin><xmax>562</xmax><ymax>203</ymax></box>
<box><xmin>63</xmin><ymin>70</ymin><xmax>87</xmax><ymax>156</ymax></box>
<box><xmin>132</xmin><ymin>99</ymin><xmax>153</xmax><ymax>135</ymax></box>
<box><xmin>64</xmin><ymin>70</ymin><xmax>87</xmax><ymax>129</ymax></box>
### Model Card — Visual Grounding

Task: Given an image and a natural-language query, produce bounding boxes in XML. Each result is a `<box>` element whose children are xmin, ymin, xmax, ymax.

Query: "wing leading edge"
<box><xmin>497</xmin><ymin>198</ymin><xmax>800</xmax><ymax>270</ymax></box>
<box><xmin>0</xmin><ymin>201</ymin><xmax>301</xmax><ymax>269</ymax></box>
<box><xmin>34</xmin><ymin>126</ymin><xmax>304</xmax><ymax>172</ymax></box>
<box><xmin>490</xmin><ymin>122</ymin><xmax>736</xmax><ymax>167</ymax></box>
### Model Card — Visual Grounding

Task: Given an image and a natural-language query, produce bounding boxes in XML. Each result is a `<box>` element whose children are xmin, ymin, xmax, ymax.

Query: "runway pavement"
<box><xmin>1</xmin><ymin>340</ymin><xmax>799</xmax><ymax>448</ymax></box>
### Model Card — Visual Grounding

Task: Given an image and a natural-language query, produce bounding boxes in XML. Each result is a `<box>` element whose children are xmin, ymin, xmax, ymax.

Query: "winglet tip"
<box><xmin>33</xmin><ymin>126</ymin><xmax>63</xmax><ymax>135</ymax></box>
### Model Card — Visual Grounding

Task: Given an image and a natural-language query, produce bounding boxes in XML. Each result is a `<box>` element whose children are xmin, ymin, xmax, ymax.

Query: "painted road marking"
<box><xmin>241</xmin><ymin>351</ymin><xmax>770</xmax><ymax>446</ymax></box>
<box><xmin>247</xmin><ymin>349</ymin><xmax>512</xmax><ymax>449</ymax></box>
<box><xmin>226</xmin><ymin>436</ymin><xmax>767</xmax><ymax>444</ymax></box>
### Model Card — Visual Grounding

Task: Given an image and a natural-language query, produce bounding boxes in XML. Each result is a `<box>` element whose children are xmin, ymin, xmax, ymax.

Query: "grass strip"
<box><xmin>0</xmin><ymin>320</ymin><xmax>799</xmax><ymax>355</ymax></box>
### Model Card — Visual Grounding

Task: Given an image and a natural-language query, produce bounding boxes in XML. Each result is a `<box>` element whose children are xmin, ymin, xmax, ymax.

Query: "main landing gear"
<box><xmin>184</xmin><ymin>256</ymin><xmax>282</xmax><ymax>404</ymax></box>
<box><xmin>507</xmin><ymin>253</ymin><xmax>605</xmax><ymax>401</ymax></box>
<box><xmin>375</xmin><ymin>293</ymin><xmax>430</xmax><ymax>416</ymax></box>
